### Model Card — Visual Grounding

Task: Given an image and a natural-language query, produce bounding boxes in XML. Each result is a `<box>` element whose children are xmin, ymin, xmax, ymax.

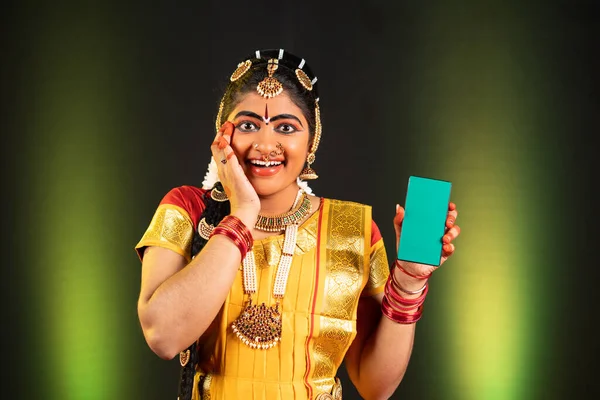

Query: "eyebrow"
<box><xmin>233</xmin><ymin>111</ymin><xmax>304</xmax><ymax>127</ymax></box>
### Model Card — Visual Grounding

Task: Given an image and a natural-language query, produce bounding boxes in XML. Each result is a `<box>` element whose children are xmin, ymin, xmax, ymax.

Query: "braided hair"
<box><xmin>177</xmin><ymin>49</ymin><xmax>320</xmax><ymax>400</ymax></box>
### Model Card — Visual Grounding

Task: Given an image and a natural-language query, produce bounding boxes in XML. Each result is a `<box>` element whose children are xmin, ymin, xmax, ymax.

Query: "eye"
<box><xmin>236</xmin><ymin>121</ymin><xmax>259</xmax><ymax>132</ymax></box>
<box><xmin>275</xmin><ymin>123</ymin><xmax>297</xmax><ymax>134</ymax></box>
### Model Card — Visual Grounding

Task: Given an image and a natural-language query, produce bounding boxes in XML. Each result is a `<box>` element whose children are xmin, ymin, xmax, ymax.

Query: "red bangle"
<box><xmin>220</xmin><ymin>215</ymin><xmax>253</xmax><ymax>250</ymax></box>
<box><xmin>395</xmin><ymin>260</ymin><xmax>432</xmax><ymax>280</ymax></box>
<box><xmin>385</xmin><ymin>275</ymin><xmax>429</xmax><ymax>306</ymax></box>
<box><xmin>211</xmin><ymin>226</ymin><xmax>249</xmax><ymax>259</ymax></box>
<box><xmin>210</xmin><ymin>215</ymin><xmax>253</xmax><ymax>260</ymax></box>
<box><xmin>381</xmin><ymin>296</ymin><xmax>424</xmax><ymax>324</ymax></box>
<box><xmin>384</xmin><ymin>284</ymin><xmax>420</xmax><ymax>311</ymax></box>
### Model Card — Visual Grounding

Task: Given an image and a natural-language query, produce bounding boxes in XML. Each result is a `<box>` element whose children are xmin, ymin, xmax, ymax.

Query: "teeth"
<box><xmin>250</xmin><ymin>160</ymin><xmax>282</xmax><ymax>167</ymax></box>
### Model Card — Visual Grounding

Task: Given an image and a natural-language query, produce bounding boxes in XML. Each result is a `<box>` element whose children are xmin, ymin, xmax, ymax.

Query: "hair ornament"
<box><xmin>215</xmin><ymin>100</ymin><xmax>224</xmax><ymax>133</ymax></box>
<box><xmin>198</xmin><ymin>218</ymin><xmax>215</xmax><ymax>240</ymax></box>
<box><xmin>310</xmin><ymin>103</ymin><xmax>322</xmax><ymax>154</ymax></box>
<box><xmin>256</xmin><ymin>59</ymin><xmax>283</xmax><ymax>99</ymax></box>
<box><xmin>295</xmin><ymin>69</ymin><xmax>313</xmax><ymax>91</ymax></box>
<box><xmin>230</xmin><ymin>60</ymin><xmax>252</xmax><ymax>82</ymax></box>
<box><xmin>211</xmin><ymin>186</ymin><xmax>229</xmax><ymax>202</ymax></box>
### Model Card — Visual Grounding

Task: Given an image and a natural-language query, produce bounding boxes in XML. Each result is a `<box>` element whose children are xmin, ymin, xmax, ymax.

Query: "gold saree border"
<box><xmin>304</xmin><ymin>199</ymin><xmax>371</xmax><ymax>397</ymax></box>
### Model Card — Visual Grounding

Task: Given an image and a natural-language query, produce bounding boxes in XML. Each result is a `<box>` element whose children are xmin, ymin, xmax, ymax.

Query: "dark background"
<box><xmin>2</xmin><ymin>0</ymin><xmax>598</xmax><ymax>399</ymax></box>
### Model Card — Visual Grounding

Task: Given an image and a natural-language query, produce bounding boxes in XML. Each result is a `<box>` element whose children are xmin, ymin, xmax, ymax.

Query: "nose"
<box><xmin>253</xmin><ymin>134</ymin><xmax>284</xmax><ymax>160</ymax></box>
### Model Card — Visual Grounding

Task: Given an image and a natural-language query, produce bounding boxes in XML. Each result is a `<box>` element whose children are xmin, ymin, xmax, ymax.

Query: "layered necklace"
<box><xmin>254</xmin><ymin>191</ymin><xmax>311</xmax><ymax>232</ymax></box>
<box><xmin>231</xmin><ymin>189</ymin><xmax>311</xmax><ymax>349</ymax></box>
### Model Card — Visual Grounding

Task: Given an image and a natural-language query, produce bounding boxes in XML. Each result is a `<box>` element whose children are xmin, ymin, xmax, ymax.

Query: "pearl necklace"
<box><xmin>231</xmin><ymin>189</ymin><xmax>308</xmax><ymax>349</ymax></box>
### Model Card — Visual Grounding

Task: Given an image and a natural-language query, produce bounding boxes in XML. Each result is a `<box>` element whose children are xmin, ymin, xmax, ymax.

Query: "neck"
<box><xmin>258</xmin><ymin>184</ymin><xmax>301</xmax><ymax>216</ymax></box>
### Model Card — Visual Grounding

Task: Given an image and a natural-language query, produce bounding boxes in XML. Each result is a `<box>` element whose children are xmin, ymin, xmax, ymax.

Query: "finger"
<box><xmin>443</xmin><ymin>224</ymin><xmax>461</xmax><ymax>243</ymax></box>
<box><xmin>393</xmin><ymin>204</ymin><xmax>405</xmax><ymax>228</ymax></box>
<box><xmin>221</xmin><ymin>121</ymin><xmax>235</xmax><ymax>138</ymax></box>
<box><xmin>213</xmin><ymin>122</ymin><xmax>235</xmax><ymax>151</ymax></box>
<box><xmin>442</xmin><ymin>243</ymin><xmax>455</xmax><ymax>257</ymax></box>
<box><xmin>393</xmin><ymin>204</ymin><xmax>405</xmax><ymax>248</ymax></box>
<box><xmin>448</xmin><ymin>202</ymin><xmax>457</xmax><ymax>211</ymax></box>
<box><xmin>211</xmin><ymin>125</ymin><xmax>225</xmax><ymax>151</ymax></box>
<box><xmin>217</xmin><ymin>136</ymin><xmax>228</xmax><ymax>150</ymax></box>
<box><xmin>393</xmin><ymin>204</ymin><xmax>405</xmax><ymax>223</ymax></box>
<box><xmin>446</xmin><ymin>214</ymin><xmax>457</xmax><ymax>229</ymax></box>
<box><xmin>220</xmin><ymin>146</ymin><xmax>239</xmax><ymax>166</ymax></box>
<box><xmin>448</xmin><ymin>208</ymin><xmax>458</xmax><ymax>221</ymax></box>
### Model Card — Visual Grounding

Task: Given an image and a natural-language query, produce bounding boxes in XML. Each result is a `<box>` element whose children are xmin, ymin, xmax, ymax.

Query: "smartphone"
<box><xmin>397</xmin><ymin>176</ymin><xmax>452</xmax><ymax>266</ymax></box>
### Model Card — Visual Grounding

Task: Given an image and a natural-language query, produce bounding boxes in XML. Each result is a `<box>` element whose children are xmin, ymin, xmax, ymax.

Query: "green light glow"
<box><xmin>380</xmin><ymin>4</ymin><xmax>550</xmax><ymax>399</ymax></box>
<box><xmin>424</xmin><ymin>33</ymin><xmax>545</xmax><ymax>400</ymax></box>
<box><xmin>26</xmin><ymin>11</ymin><xmax>131</xmax><ymax>399</ymax></box>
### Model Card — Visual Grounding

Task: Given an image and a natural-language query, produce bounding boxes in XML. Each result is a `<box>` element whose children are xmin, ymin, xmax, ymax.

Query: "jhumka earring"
<box><xmin>256</xmin><ymin>59</ymin><xmax>283</xmax><ymax>99</ymax></box>
<box><xmin>299</xmin><ymin>103</ymin><xmax>322</xmax><ymax>180</ymax></box>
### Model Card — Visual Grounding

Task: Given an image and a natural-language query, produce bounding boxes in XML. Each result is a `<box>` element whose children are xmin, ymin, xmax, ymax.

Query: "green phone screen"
<box><xmin>397</xmin><ymin>176</ymin><xmax>452</xmax><ymax>266</ymax></box>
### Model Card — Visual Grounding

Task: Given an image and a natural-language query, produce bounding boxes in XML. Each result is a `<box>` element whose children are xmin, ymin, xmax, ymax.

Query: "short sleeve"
<box><xmin>134</xmin><ymin>186</ymin><xmax>207</xmax><ymax>263</ymax></box>
<box><xmin>361</xmin><ymin>220</ymin><xmax>390</xmax><ymax>297</ymax></box>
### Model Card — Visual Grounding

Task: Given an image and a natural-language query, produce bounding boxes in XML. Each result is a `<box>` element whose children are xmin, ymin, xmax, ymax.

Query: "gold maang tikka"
<box><xmin>256</xmin><ymin>59</ymin><xmax>283</xmax><ymax>99</ymax></box>
<box><xmin>299</xmin><ymin>102</ymin><xmax>322</xmax><ymax>180</ymax></box>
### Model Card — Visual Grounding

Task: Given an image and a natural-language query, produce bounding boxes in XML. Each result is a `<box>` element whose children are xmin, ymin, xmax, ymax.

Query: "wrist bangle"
<box><xmin>385</xmin><ymin>276</ymin><xmax>429</xmax><ymax>306</ymax></box>
<box><xmin>210</xmin><ymin>215</ymin><xmax>254</xmax><ymax>259</ymax></box>
<box><xmin>211</xmin><ymin>226</ymin><xmax>248</xmax><ymax>259</ymax></box>
<box><xmin>395</xmin><ymin>260</ymin><xmax>432</xmax><ymax>280</ymax></box>
<box><xmin>381</xmin><ymin>296</ymin><xmax>424</xmax><ymax>324</ymax></box>
<box><xmin>391</xmin><ymin>271</ymin><xmax>428</xmax><ymax>295</ymax></box>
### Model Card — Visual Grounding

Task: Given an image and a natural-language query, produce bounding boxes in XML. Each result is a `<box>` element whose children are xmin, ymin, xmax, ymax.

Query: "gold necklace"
<box><xmin>232</xmin><ymin>189</ymin><xmax>308</xmax><ymax>349</ymax></box>
<box><xmin>254</xmin><ymin>191</ymin><xmax>311</xmax><ymax>232</ymax></box>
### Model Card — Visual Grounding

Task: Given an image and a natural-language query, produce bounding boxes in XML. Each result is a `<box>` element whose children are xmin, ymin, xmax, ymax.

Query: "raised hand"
<box><xmin>210</xmin><ymin>122</ymin><xmax>260</xmax><ymax>227</ymax></box>
<box><xmin>393</xmin><ymin>202</ymin><xmax>461</xmax><ymax>278</ymax></box>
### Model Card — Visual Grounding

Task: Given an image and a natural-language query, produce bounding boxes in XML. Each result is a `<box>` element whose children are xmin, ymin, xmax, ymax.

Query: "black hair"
<box><xmin>176</xmin><ymin>49</ymin><xmax>320</xmax><ymax>400</ymax></box>
<box><xmin>177</xmin><ymin>183</ymin><xmax>230</xmax><ymax>400</ymax></box>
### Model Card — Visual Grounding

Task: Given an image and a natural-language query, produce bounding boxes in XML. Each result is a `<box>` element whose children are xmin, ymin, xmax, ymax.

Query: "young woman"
<box><xmin>135</xmin><ymin>49</ymin><xmax>461</xmax><ymax>400</ymax></box>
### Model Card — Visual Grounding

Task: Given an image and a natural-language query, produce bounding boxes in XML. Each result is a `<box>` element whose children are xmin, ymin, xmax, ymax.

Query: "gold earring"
<box><xmin>299</xmin><ymin>104</ymin><xmax>321</xmax><ymax>180</ymax></box>
<box><xmin>299</xmin><ymin>153</ymin><xmax>318</xmax><ymax>180</ymax></box>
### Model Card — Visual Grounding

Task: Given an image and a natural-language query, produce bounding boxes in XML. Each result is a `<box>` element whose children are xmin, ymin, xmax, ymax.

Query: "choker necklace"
<box><xmin>232</xmin><ymin>189</ymin><xmax>309</xmax><ymax>349</ymax></box>
<box><xmin>254</xmin><ymin>191</ymin><xmax>311</xmax><ymax>232</ymax></box>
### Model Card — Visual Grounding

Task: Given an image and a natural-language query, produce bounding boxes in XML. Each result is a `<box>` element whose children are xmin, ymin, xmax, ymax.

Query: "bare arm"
<box><xmin>344</xmin><ymin>271</ymin><xmax>424</xmax><ymax>400</ymax></box>
<box><xmin>137</xmin><ymin>217</ymin><xmax>251</xmax><ymax>360</ymax></box>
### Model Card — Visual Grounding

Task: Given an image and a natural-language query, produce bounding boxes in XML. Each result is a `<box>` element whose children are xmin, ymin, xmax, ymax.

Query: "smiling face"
<box><xmin>227</xmin><ymin>92</ymin><xmax>311</xmax><ymax>198</ymax></box>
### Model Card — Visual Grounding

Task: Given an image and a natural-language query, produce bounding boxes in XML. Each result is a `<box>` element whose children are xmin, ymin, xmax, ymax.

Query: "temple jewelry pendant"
<box><xmin>231</xmin><ymin>299</ymin><xmax>282</xmax><ymax>349</ymax></box>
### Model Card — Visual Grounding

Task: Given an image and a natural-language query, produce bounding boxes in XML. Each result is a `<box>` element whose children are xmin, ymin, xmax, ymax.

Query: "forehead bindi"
<box><xmin>235</xmin><ymin>93</ymin><xmax>297</xmax><ymax>112</ymax></box>
<box><xmin>230</xmin><ymin>93</ymin><xmax>308</xmax><ymax>127</ymax></box>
